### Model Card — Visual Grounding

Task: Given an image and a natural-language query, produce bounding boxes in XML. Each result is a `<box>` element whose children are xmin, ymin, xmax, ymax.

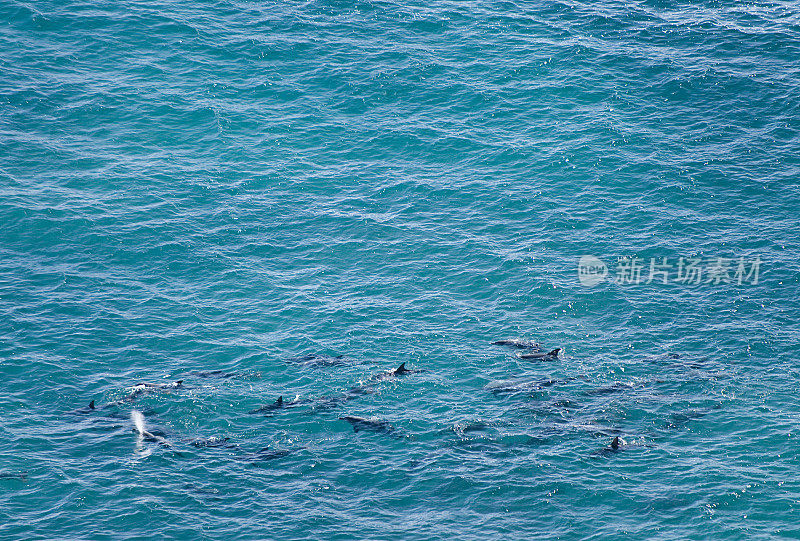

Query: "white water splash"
<box><xmin>131</xmin><ymin>410</ymin><xmax>146</xmax><ymax>436</ymax></box>
<box><xmin>130</xmin><ymin>410</ymin><xmax>151</xmax><ymax>459</ymax></box>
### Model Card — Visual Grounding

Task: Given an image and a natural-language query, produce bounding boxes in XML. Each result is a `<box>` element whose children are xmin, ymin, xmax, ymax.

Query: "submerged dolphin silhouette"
<box><xmin>187</xmin><ymin>436</ymin><xmax>237</xmax><ymax>449</ymax></box>
<box><xmin>187</xmin><ymin>370</ymin><xmax>238</xmax><ymax>379</ymax></box>
<box><xmin>484</xmin><ymin>374</ymin><xmax>582</xmax><ymax>395</ymax></box>
<box><xmin>517</xmin><ymin>348</ymin><xmax>561</xmax><ymax>360</ymax></box>
<box><xmin>491</xmin><ymin>339</ymin><xmax>540</xmax><ymax>350</ymax></box>
<box><xmin>339</xmin><ymin>415</ymin><xmax>403</xmax><ymax>438</ymax></box>
<box><xmin>0</xmin><ymin>471</ymin><xmax>27</xmax><ymax>481</ymax></box>
<box><xmin>584</xmin><ymin>382</ymin><xmax>634</xmax><ymax>396</ymax></box>
<box><xmin>286</xmin><ymin>354</ymin><xmax>346</xmax><ymax>368</ymax></box>
<box><xmin>235</xmin><ymin>447</ymin><xmax>293</xmax><ymax>464</ymax></box>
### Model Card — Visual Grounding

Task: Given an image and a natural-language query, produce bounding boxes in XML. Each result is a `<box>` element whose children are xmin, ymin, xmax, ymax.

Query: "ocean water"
<box><xmin>2</xmin><ymin>0</ymin><xmax>800</xmax><ymax>538</ymax></box>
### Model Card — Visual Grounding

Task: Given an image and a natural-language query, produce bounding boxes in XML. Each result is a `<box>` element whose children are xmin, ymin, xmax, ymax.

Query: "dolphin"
<box><xmin>339</xmin><ymin>415</ymin><xmax>403</xmax><ymax>438</ymax></box>
<box><xmin>308</xmin><ymin>395</ymin><xmax>346</xmax><ymax>411</ymax></box>
<box><xmin>491</xmin><ymin>339</ymin><xmax>540</xmax><ymax>350</ymax></box>
<box><xmin>305</xmin><ymin>364</ymin><xmax>420</xmax><ymax>413</ymax></box>
<box><xmin>187</xmin><ymin>370</ymin><xmax>238</xmax><ymax>379</ymax></box>
<box><xmin>249</xmin><ymin>395</ymin><xmax>300</xmax><ymax>414</ymax></box>
<box><xmin>0</xmin><ymin>472</ymin><xmax>27</xmax><ymax>481</ymax></box>
<box><xmin>187</xmin><ymin>436</ymin><xmax>237</xmax><ymax>449</ymax></box>
<box><xmin>106</xmin><ymin>380</ymin><xmax>184</xmax><ymax>407</ymax></box>
<box><xmin>583</xmin><ymin>382</ymin><xmax>634</xmax><ymax>396</ymax></box>
<box><xmin>286</xmin><ymin>353</ymin><xmax>346</xmax><ymax>368</ymax></box>
<box><xmin>236</xmin><ymin>447</ymin><xmax>292</xmax><ymax>463</ymax></box>
<box><xmin>517</xmin><ymin>348</ymin><xmax>561</xmax><ymax>360</ymax></box>
<box><xmin>72</xmin><ymin>400</ymin><xmax>158</xmax><ymax>438</ymax></box>
<box><xmin>371</xmin><ymin>362</ymin><xmax>419</xmax><ymax>382</ymax></box>
<box><xmin>73</xmin><ymin>400</ymin><xmax>96</xmax><ymax>414</ymax></box>
<box><xmin>663</xmin><ymin>407</ymin><xmax>718</xmax><ymax>430</ymax></box>
<box><xmin>484</xmin><ymin>375</ymin><xmax>583</xmax><ymax>395</ymax></box>
<box><xmin>593</xmin><ymin>436</ymin><xmax>622</xmax><ymax>457</ymax></box>
<box><xmin>130</xmin><ymin>411</ymin><xmax>239</xmax><ymax>452</ymax></box>
<box><xmin>133</xmin><ymin>380</ymin><xmax>183</xmax><ymax>389</ymax></box>
<box><xmin>308</xmin><ymin>385</ymin><xmax>375</xmax><ymax>412</ymax></box>
<box><xmin>131</xmin><ymin>410</ymin><xmax>172</xmax><ymax>448</ymax></box>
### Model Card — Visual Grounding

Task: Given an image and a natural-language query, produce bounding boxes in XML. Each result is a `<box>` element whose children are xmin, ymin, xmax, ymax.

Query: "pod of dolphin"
<box><xmin>67</xmin><ymin>339</ymin><xmax>629</xmax><ymax>466</ymax></box>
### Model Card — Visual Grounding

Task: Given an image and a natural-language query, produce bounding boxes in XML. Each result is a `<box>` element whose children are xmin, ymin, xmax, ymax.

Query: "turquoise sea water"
<box><xmin>2</xmin><ymin>0</ymin><xmax>800</xmax><ymax>538</ymax></box>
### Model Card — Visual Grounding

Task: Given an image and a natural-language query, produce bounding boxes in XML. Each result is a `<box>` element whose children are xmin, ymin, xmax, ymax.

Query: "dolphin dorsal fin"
<box><xmin>548</xmin><ymin>348</ymin><xmax>561</xmax><ymax>356</ymax></box>
<box><xmin>395</xmin><ymin>362</ymin><xmax>407</xmax><ymax>374</ymax></box>
<box><xmin>275</xmin><ymin>396</ymin><xmax>283</xmax><ymax>406</ymax></box>
<box><xmin>89</xmin><ymin>400</ymin><xmax>95</xmax><ymax>410</ymax></box>
<box><xmin>611</xmin><ymin>436</ymin><xmax>619</xmax><ymax>450</ymax></box>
